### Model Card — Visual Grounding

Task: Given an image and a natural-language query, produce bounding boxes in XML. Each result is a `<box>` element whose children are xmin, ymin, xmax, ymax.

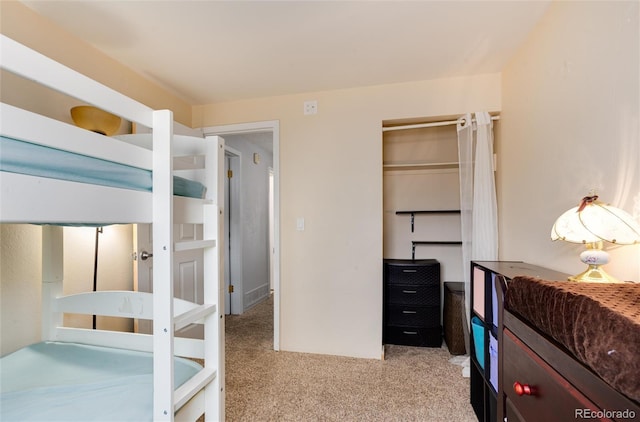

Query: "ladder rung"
<box><xmin>174</xmin><ymin>239</ymin><xmax>216</xmax><ymax>252</ymax></box>
<box><xmin>174</xmin><ymin>367</ymin><xmax>216</xmax><ymax>411</ymax></box>
<box><xmin>174</xmin><ymin>303</ymin><xmax>216</xmax><ymax>331</ymax></box>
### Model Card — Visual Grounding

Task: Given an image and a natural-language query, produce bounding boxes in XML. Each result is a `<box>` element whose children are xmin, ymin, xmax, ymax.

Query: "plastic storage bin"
<box><xmin>489</xmin><ymin>332</ymin><xmax>498</xmax><ymax>390</ymax></box>
<box><xmin>471</xmin><ymin>316</ymin><xmax>485</xmax><ymax>369</ymax></box>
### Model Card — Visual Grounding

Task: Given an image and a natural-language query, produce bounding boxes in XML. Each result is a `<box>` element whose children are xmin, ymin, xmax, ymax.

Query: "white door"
<box><xmin>133</xmin><ymin>223</ymin><xmax>153</xmax><ymax>335</ymax></box>
<box><xmin>134</xmin><ymin>223</ymin><xmax>204</xmax><ymax>338</ymax></box>
<box><xmin>224</xmin><ymin>148</ymin><xmax>242</xmax><ymax>315</ymax></box>
<box><xmin>269</xmin><ymin>167</ymin><xmax>275</xmax><ymax>292</ymax></box>
<box><xmin>223</xmin><ymin>155</ymin><xmax>231</xmax><ymax>315</ymax></box>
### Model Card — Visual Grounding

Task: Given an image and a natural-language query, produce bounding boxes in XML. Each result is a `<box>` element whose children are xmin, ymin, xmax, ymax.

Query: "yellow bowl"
<box><xmin>70</xmin><ymin>106</ymin><xmax>121</xmax><ymax>136</ymax></box>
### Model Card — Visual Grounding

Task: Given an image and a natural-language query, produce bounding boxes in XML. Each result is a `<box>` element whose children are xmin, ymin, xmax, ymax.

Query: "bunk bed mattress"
<box><xmin>0</xmin><ymin>341</ymin><xmax>202</xmax><ymax>421</ymax></box>
<box><xmin>0</xmin><ymin>136</ymin><xmax>206</xmax><ymax>199</ymax></box>
<box><xmin>505</xmin><ymin>276</ymin><xmax>640</xmax><ymax>402</ymax></box>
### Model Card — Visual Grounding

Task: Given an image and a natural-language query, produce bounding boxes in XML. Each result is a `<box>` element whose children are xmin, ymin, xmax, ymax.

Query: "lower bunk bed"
<box><xmin>1</xmin><ymin>341</ymin><xmax>202</xmax><ymax>421</ymax></box>
<box><xmin>497</xmin><ymin>276</ymin><xmax>640</xmax><ymax>422</ymax></box>
<box><xmin>1</xmin><ymin>226</ymin><xmax>222</xmax><ymax>422</ymax></box>
<box><xmin>0</xmin><ymin>34</ymin><xmax>225</xmax><ymax>421</ymax></box>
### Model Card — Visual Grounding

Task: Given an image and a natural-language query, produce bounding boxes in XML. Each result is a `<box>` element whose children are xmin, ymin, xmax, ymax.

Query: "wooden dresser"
<box><xmin>492</xmin><ymin>266</ymin><xmax>640</xmax><ymax>422</ymax></box>
<box><xmin>500</xmin><ymin>312</ymin><xmax>639</xmax><ymax>421</ymax></box>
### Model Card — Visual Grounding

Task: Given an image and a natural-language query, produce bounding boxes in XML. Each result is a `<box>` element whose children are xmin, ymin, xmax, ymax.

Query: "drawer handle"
<box><xmin>402</xmin><ymin>290</ymin><xmax>417</xmax><ymax>294</ymax></box>
<box><xmin>513</xmin><ymin>381</ymin><xmax>535</xmax><ymax>396</ymax></box>
<box><xmin>402</xmin><ymin>331</ymin><xmax>418</xmax><ymax>335</ymax></box>
<box><xmin>402</xmin><ymin>310</ymin><xmax>417</xmax><ymax>314</ymax></box>
<box><xmin>402</xmin><ymin>269</ymin><xmax>417</xmax><ymax>273</ymax></box>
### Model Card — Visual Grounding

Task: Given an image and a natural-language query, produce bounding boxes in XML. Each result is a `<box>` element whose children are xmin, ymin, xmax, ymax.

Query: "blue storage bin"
<box><xmin>471</xmin><ymin>316</ymin><xmax>485</xmax><ymax>369</ymax></box>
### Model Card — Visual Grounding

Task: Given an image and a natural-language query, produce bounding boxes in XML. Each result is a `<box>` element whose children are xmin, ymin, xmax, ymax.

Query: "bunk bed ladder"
<box><xmin>152</xmin><ymin>114</ymin><xmax>224</xmax><ymax>421</ymax></box>
<box><xmin>173</xmin><ymin>137</ymin><xmax>225</xmax><ymax>421</ymax></box>
<box><xmin>174</xmin><ymin>206</ymin><xmax>219</xmax><ymax>417</ymax></box>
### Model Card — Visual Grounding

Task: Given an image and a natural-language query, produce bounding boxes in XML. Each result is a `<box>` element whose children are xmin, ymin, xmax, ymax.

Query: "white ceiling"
<box><xmin>20</xmin><ymin>1</ymin><xmax>551</xmax><ymax>106</ymax></box>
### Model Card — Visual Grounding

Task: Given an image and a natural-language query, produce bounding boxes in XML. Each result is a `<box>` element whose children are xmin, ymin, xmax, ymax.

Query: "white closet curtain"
<box><xmin>457</xmin><ymin>112</ymin><xmax>498</xmax><ymax>329</ymax></box>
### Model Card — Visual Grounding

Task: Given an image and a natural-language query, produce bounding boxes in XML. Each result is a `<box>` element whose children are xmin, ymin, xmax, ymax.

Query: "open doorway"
<box><xmin>203</xmin><ymin>121</ymin><xmax>280</xmax><ymax>351</ymax></box>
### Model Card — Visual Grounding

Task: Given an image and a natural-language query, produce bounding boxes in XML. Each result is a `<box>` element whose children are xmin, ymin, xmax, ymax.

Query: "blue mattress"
<box><xmin>0</xmin><ymin>136</ymin><xmax>206</xmax><ymax>199</ymax></box>
<box><xmin>0</xmin><ymin>341</ymin><xmax>203</xmax><ymax>421</ymax></box>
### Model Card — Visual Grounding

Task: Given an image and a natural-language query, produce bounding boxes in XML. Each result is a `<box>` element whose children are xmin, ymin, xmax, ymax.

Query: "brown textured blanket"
<box><xmin>505</xmin><ymin>276</ymin><xmax>640</xmax><ymax>403</ymax></box>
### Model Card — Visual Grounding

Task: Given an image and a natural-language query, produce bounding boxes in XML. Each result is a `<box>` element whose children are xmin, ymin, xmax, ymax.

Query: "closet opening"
<box><xmin>382</xmin><ymin>113</ymin><xmax>500</xmax><ymax>351</ymax></box>
<box><xmin>382</xmin><ymin>112</ymin><xmax>499</xmax><ymax>355</ymax></box>
<box><xmin>383</xmin><ymin>115</ymin><xmax>464</xmax><ymax>282</ymax></box>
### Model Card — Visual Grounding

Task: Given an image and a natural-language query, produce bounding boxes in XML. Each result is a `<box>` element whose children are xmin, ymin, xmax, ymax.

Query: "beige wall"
<box><xmin>0</xmin><ymin>225</ymin><xmax>42</xmax><ymax>355</ymax></box>
<box><xmin>0</xmin><ymin>1</ymin><xmax>192</xmax><ymax>126</ymax></box>
<box><xmin>499</xmin><ymin>1</ymin><xmax>640</xmax><ymax>281</ymax></box>
<box><xmin>61</xmin><ymin>226</ymin><xmax>135</xmax><ymax>332</ymax></box>
<box><xmin>0</xmin><ymin>224</ymin><xmax>134</xmax><ymax>357</ymax></box>
<box><xmin>195</xmin><ymin>75</ymin><xmax>501</xmax><ymax>358</ymax></box>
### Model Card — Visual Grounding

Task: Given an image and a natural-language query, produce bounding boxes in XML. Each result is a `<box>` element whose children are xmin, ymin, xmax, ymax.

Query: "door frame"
<box><xmin>202</xmin><ymin>120</ymin><xmax>281</xmax><ymax>351</ymax></box>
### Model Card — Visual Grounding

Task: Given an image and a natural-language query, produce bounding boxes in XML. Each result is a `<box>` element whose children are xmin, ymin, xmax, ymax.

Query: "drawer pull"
<box><xmin>402</xmin><ymin>269</ymin><xmax>417</xmax><ymax>273</ymax></box>
<box><xmin>402</xmin><ymin>310</ymin><xmax>417</xmax><ymax>314</ymax></box>
<box><xmin>513</xmin><ymin>381</ymin><xmax>535</xmax><ymax>396</ymax></box>
<box><xmin>402</xmin><ymin>331</ymin><xmax>418</xmax><ymax>335</ymax></box>
<box><xmin>402</xmin><ymin>290</ymin><xmax>417</xmax><ymax>294</ymax></box>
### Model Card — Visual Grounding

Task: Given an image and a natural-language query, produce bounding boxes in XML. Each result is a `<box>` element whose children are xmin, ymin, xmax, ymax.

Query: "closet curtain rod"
<box><xmin>382</xmin><ymin>115</ymin><xmax>500</xmax><ymax>132</ymax></box>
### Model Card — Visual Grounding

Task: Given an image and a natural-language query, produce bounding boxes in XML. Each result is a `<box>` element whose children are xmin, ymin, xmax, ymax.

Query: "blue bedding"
<box><xmin>0</xmin><ymin>341</ymin><xmax>203</xmax><ymax>421</ymax></box>
<box><xmin>0</xmin><ymin>136</ymin><xmax>206</xmax><ymax>199</ymax></box>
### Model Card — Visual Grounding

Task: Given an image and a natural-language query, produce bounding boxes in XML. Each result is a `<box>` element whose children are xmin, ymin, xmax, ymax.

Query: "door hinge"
<box><xmin>228</xmin><ymin>284</ymin><xmax>234</xmax><ymax>293</ymax></box>
<box><xmin>227</xmin><ymin>170</ymin><xmax>233</xmax><ymax>178</ymax></box>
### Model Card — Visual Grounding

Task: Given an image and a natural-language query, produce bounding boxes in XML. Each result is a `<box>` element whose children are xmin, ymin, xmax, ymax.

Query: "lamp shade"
<box><xmin>551</xmin><ymin>195</ymin><xmax>640</xmax><ymax>245</ymax></box>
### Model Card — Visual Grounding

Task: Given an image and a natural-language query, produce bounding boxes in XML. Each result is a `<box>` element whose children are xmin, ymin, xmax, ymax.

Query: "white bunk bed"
<box><xmin>0</xmin><ymin>35</ymin><xmax>224</xmax><ymax>421</ymax></box>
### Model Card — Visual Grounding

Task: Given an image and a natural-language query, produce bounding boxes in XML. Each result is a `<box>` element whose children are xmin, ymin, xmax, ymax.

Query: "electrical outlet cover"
<box><xmin>304</xmin><ymin>100</ymin><xmax>318</xmax><ymax>115</ymax></box>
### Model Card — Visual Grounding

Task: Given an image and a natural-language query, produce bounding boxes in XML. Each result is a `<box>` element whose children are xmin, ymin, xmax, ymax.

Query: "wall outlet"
<box><xmin>304</xmin><ymin>100</ymin><xmax>318</xmax><ymax>115</ymax></box>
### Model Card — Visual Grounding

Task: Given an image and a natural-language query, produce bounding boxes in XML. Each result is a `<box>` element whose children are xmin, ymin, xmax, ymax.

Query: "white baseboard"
<box><xmin>244</xmin><ymin>283</ymin><xmax>270</xmax><ymax>310</ymax></box>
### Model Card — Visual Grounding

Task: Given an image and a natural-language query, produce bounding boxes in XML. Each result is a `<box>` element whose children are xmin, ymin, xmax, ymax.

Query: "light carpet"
<box><xmin>225</xmin><ymin>296</ymin><xmax>477</xmax><ymax>421</ymax></box>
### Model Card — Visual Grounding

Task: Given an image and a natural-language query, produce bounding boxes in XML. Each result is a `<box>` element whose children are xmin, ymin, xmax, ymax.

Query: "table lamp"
<box><xmin>551</xmin><ymin>195</ymin><xmax>640</xmax><ymax>283</ymax></box>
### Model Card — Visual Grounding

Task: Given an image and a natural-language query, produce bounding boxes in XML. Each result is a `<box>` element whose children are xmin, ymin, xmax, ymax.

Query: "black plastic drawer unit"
<box><xmin>383</xmin><ymin>259</ymin><xmax>441</xmax><ymax>347</ymax></box>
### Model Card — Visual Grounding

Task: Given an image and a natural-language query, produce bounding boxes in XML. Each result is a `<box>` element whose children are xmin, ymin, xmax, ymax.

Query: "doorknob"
<box><xmin>140</xmin><ymin>251</ymin><xmax>153</xmax><ymax>261</ymax></box>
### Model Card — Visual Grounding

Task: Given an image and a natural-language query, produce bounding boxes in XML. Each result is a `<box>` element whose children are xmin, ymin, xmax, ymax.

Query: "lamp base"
<box><xmin>568</xmin><ymin>264</ymin><xmax>622</xmax><ymax>283</ymax></box>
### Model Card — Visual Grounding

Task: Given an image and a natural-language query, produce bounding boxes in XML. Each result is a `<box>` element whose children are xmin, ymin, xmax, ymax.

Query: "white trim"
<box><xmin>205</xmin><ymin>121</ymin><xmax>275</xmax><ymax>135</ymax></box>
<box><xmin>244</xmin><ymin>283</ymin><xmax>271</xmax><ymax>310</ymax></box>
<box><xmin>202</xmin><ymin>121</ymin><xmax>281</xmax><ymax>351</ymax></box>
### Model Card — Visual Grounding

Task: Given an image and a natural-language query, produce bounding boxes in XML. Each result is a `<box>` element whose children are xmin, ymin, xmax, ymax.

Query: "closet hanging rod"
<box><xmin>382</xmin><ymin>115</ymin><xmax>500</xmax><ymax>132</ymax></box>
